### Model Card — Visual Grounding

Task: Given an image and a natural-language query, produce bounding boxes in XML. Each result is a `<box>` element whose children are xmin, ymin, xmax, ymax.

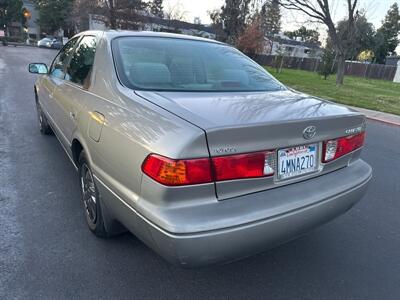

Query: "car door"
<box><xmin>40</xmin><ymin>37</ymin><xmax>79</xmax><ymax>137</ymax></box>
<box><xmin>52</xmin><ymin>35</ymin><xmax>98</xmax><ymax>145</ymax></box>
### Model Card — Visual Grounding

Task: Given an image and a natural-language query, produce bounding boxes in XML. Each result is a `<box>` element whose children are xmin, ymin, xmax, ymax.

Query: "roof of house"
<box><xmin>267</xmin><ymin>36</ymin><xmax>321</xmax><ymax>49</ymax></box>
<box><xmin>385</xmin><ymin>56</ymin><xmax>400</xmax><ymax>66</ymax></box>
<box><xmin>137</xmin><ymin>15</ymin><xmax>216</xmax><ymax>34</ymax></box>
<box><xmin>74</xmin><ymin>30</ymin><xmax>224</xmax><ymax>45</ymax></box>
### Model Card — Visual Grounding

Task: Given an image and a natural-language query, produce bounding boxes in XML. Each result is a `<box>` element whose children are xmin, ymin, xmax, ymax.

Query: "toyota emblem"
<box><xmin>303</xmin><ymin>126</ymin><xmax>316</xmax><ymax>140</ymax></box>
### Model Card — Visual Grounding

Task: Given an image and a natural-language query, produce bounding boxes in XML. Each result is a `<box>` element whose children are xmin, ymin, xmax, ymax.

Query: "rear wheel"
<box><xmin>35</xmin><ymin>100</ymin><xmax>52</xmax><ymax>135</ymax></box>
<box><xmin>78</xmin><ymin>151</ymin><xmax>110</xmax><ymax>238</ymax></box>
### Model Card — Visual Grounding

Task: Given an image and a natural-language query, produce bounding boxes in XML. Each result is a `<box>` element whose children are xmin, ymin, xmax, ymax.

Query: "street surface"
<box><xmin>1</xmin><ymin>46</ymin><xmax>400</xmax><ymax>299</ymax></box>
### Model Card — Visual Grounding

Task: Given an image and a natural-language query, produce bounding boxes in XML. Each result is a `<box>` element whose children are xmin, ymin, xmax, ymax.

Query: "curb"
<box><xmin>365</xmin><ymin>116</ymin><xmax>400</xmax><ymax>127</ymax></box>
<box><xmin>346</xmin><ymin>105</ymin><xmax>400</xmax><ymax>127</ymax></box>
<box><xmin>4</xmin><ymin>43</ymin><xmax>38</xmax><ymax>48</ymax></box>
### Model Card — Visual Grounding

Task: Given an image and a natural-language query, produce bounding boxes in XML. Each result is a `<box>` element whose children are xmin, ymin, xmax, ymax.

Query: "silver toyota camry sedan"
<box><xmin>29</xmin><ymin>30</ymin><xmax>372</xmax><ymax>267</ymax></box>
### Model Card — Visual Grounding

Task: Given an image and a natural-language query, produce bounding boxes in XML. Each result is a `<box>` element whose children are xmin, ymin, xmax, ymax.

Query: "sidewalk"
<box><xmin>348</xmin><ymin>106</ymin><xmax>400</xmax><ymax>126</ymax></box>
<box><xmin>2</xmin><ymin>42</ymin><xmax>37</xmax><ymax>47</ymax></box>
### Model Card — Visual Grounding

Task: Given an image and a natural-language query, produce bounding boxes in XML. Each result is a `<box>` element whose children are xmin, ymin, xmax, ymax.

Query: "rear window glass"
<box><xmin>112</xmin><ymin>37</ymin><xmax>284</xmax><ymax>92</ymax></box>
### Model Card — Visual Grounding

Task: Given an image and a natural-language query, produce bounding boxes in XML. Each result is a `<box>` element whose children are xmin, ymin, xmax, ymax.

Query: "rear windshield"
<box><xmin>112</xmin><ymin>37</ymin><xmax>284</xmax><ymax>92</ymax></box>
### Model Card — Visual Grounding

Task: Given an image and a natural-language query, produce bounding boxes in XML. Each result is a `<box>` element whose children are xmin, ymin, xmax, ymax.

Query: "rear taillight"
<box><xmin>142</xmin><ymin>151</ymin><xmax>275</xmax><ymax>186</ymax></box>
<box><xmin>141</xmin><ymin>154</ymin><xmax>212</xmax><ymax>186</ymax></box>
<box><xmin>212</xmin><ymin>151</ymin><xmax>275</xmax><ymax>181</ymax></box>
<box><xmin>143</xmin><ymin>132</ymin><xmax>365</xmax><ymax>186</ymax></box>
<box><xmin>323</xmin><ymin>132</ymin><xmax>365</xmax><ymax>163</ymax></box>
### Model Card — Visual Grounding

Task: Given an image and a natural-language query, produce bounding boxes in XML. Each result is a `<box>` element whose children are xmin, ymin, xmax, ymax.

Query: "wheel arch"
<box><xmin>34</xmin><ymin>85</ymin><xmax>38</xmax><ymax>102</ymax></box>
<box><xmin>71</xmin><ymin>134</ymin><xmax>93</xmax><ymax>168</ymax></box>
<box><xmin>72</xmin><ymin>134</ymin><xmax>126</xmax><ymax>236</ymax></box>
<box><xmin>71</xmin><ymin>138</ymin><xmax>84</xmax><ymax>166</ymax></box>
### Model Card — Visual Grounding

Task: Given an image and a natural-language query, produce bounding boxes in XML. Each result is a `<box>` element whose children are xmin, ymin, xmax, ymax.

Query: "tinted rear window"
<box><xmin>112</xmin><ymin>37</ymin><xmax>284</xmax><ymax>92</ymax></box>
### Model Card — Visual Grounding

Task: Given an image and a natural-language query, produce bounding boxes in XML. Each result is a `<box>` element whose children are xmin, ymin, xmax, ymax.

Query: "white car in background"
<box><xmin>37</xmin><ymin>37</ymin><xmax>53</xmax><ymax>48</ymax></box>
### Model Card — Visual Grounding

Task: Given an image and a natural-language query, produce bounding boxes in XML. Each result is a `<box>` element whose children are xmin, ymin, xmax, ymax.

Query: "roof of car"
<box><xmin>73</xmin><ymin>30</ymin><xmax>225</xmax><ymax>45</ymax></box>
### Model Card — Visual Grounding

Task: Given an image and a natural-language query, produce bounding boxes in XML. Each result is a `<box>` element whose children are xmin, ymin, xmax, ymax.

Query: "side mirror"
<box><xmin>29</xmin><ymin>63</ymin><xmax>48</xmax><ymax>74</ymax></box>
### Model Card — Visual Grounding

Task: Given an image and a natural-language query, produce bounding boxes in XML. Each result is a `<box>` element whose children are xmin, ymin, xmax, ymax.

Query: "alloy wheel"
<box><xmin>80</xmin><ymin>163</ymin><xmax>97</xmax><ymax>224</ymax></box>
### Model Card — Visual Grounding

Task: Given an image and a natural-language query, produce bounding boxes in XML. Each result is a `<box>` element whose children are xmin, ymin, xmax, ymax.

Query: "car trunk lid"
<box><xmin>136</xmin><ymin>90</ymin><xmax>365</xmax><ymax>199</ymax></box>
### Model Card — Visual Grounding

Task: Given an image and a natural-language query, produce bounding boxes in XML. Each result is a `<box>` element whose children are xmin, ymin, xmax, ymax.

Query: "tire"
<box><xmin>35</xmin><ymin>100</ymin><xmax>52</xmax><ymax>135</ymax></box>
<box><xmin>78</xmin><ymin>151</ymin><xmax>110</xmax><ymax>238</ymax></box>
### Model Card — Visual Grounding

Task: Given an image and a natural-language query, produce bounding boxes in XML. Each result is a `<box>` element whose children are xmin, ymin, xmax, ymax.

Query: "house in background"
<box><xmin>385</xmin><ymin>56</ymin><xmax>400</xmax><ymax>66</ymax></box>
<box><xmin>88</xmin><ymin>13</ymin><xmax>216</xmax><ymax>40</ymax></box>
<box><xmin>139</xmin><ymin>17</ymin><xmax>216</xmax><ymax>40</ymax></box>
<box><xmin>263</xmin><ymin>33</ymin><xmax>323</xmax><ymax>59</ymax></box>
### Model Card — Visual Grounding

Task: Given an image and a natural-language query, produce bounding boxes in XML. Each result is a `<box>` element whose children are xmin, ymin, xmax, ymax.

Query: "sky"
<box><xmin>163</xmin><ymin>0</ymin><xmax>400</xmax><ymax>33</ymax></box>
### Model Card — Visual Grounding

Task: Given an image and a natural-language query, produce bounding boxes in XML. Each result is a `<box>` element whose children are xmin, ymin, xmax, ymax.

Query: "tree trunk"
<box><xmin>109</xmin><ymin>0</ymin><xmax>116</xmax><ymax>29</ymax></box>
<box><xmin>336</xmin><ymin>54</ymin><xmax>345</xmax><ymax>86</ymax></box>
<box><xmin>278</xmin><ymin>55</ymin><xmax>284</xmax><ymax>73</ymax></box>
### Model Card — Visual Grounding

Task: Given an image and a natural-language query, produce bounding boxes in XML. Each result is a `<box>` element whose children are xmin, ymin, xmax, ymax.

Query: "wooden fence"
<box><xmin>252</xmin><ymin>54</ymin><xmax>398</xmax><ymax>81</ymax></box>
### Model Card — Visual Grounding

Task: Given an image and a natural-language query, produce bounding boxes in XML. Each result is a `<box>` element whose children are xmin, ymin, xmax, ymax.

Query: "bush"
<box><xmin>1</xmin><ymin>36</ymin><xmax>25</xmax><ymax>43</ymax></box>
<box><xmin>318</xmin><ymin>46</ymin><xmax>335</xmax><ymax>80</ymax></box>
<box><xmin>237</xmin><ymin>17</ymin><xmax>265</xmax><ymax>58</ymax></box>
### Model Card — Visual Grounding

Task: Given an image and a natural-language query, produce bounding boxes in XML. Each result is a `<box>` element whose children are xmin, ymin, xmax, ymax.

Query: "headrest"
<box><xmin>129</xmin><ymin>63</ymin><xmax>171</xmax><ymax>86</ymax></box>
<box><xmin>221</xmin><ymin>69</ymin><xmax>250</xmax><ymax>85</ymax></box>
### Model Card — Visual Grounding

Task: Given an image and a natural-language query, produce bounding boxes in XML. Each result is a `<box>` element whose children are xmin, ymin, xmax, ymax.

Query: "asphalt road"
<box><xmin>1</xmin><ymin>46</ymin><xmax>399</xmax><ymax>300</ymax></box>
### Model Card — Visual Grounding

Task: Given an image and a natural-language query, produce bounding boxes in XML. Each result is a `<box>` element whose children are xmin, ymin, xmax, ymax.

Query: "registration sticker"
<box><xmin>277</xmin><ymin>144</ymin><xmax>318</xmax><ymax>180</ymax></box>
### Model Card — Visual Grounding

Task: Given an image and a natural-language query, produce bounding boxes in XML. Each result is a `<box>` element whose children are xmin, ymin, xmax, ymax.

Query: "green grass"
<box><xmin>265</xmin><ymin>67</ymin><xmax>400</xmax><ymax>115</ymax></box>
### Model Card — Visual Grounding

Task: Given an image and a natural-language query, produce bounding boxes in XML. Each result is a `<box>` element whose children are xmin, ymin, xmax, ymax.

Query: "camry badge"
<box><xmin>303</xmin><ymin>126</ymin><xmax>316</xmax><ymax>140</ymax></box>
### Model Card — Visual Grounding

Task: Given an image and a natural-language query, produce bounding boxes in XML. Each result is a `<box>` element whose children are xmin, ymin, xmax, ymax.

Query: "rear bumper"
<box><xmin>97</xmin><ymin>160</ymin><xmax>372</xmax><ymax>267</ymax></box>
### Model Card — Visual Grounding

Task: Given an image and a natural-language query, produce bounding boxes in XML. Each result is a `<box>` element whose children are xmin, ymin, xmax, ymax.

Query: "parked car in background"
<box><xmin>28</xmin><ymin>31</ymin><xmax>372</xmax><ymax>267</ymax></box>
<box><xmin>38</xmin><ymin>37</ymin><xmax>63</xmax><ymax>49</ymax></box>
<box><xmin>50</xmin><ymin>38</ymin><xmax>63</xmax><ymax>49</ymax></box>
<box><xmin>37</xmin><ymin>37</ymin><xmax>53</xmax><ymax>48</ymax></box>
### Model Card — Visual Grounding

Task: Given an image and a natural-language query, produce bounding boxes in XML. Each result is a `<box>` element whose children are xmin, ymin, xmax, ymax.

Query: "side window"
<box><xmin>65</xmin><ymin>36</ymin><xmax>97</xmax><ymax>87</ymax></box>
<box><xmin>49</xmin><ymin>38</ymin><xmax>79</xmax><ymax>79</ymax></box>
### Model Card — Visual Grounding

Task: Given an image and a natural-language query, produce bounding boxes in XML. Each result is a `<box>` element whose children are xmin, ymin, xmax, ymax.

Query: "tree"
<box><xmin>150</xmin><ymin>0</ymin><xmax>163</xmax><ymax>18</ymax></box>
<box><xmin>374</xmin><ymin>3</ymin><xmax>400</xmax><ymax>63</ymax></box>
<box><xmin>284</xmin><ymin>26</ymin><xmax>319</xmax><ymax>44</ymax></box>
<box><xmin>357</xmin><ymin>50</ymin><xmax>374</xmax><ymax>62</ymax></box>
<box><xmin>36</xmin><ymin>0</ymin><xmax>72</xmax><ymax>34</ymax></box>
<box><xmin>209</xmin><ymin>9</ymin><xmax>226</xmax><ymax>41</ymax></box>
<box><xmin>379</xmin><ymin>3</ymin><xmax>400</xmax><ymax>54</ymax></box>
<box><xmin>164</xmin><ymin>1</ymin><xmax>187</xmax><ymax>21</ymax></box>
<box><xmin>279</xmin><ymin>0</ymin><xmax>360</xmax><ymax>86</ymax></box>
<box><xmin>337</xmin><ymin>13</ymin><xmax>375</xmax><ymax>60</ymax></box>
<box><xmin>213</xmin><ymin>0</ymin><xmax>251</xmax><ymax>44</ymax></box>
<box><xmin>72</xmin><ymin>0</ymin><xmax>101</xmax><ymax>32</ymax></box>
<box><xmin>0</xmin><ymin>0</ymin><xmax>23</xmax><ymax>31</ymax></box>
<box><xmin>104</xmin><ymin>0</ymin><xmax>147</xmax><ymax>29</ymax></box>
<box><xmin>72</xmin><ymin>0</ymin><xmax>147</xmax><ymax>31</ymax></box>
<box><xmin>318</xmin><ymin>43</ymin><xmax>335</xmax><ymax>80</ymax></box>
<box><xmin>236</xmin><ymin>16</ymin><xmax>265</xmax><ymax>56</ymax></box>
<box><xmin>105</xmin><ymin>0</ymin><xmax>116</xmax><ymax>29</ymax></box>
<box><xmin>274</xmin><ymin>44</ymin><xmax>286</xmax><ymax>73</ymax></box>
<box><xmin>261</xmin><ymin>0</ymin><xmax>281</xmax><ymax>36</ymax></box>
<box><xmin>373</xmin><ymin>30</ymin><xmax>388</xmax><ymax>64</ymax></box>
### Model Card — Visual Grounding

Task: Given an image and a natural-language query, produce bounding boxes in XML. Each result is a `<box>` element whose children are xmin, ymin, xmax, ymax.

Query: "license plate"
<box><xmin>277</xmin><ymin>144</ymin><xmax>318</xmax><ymax>180</ymax></box>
